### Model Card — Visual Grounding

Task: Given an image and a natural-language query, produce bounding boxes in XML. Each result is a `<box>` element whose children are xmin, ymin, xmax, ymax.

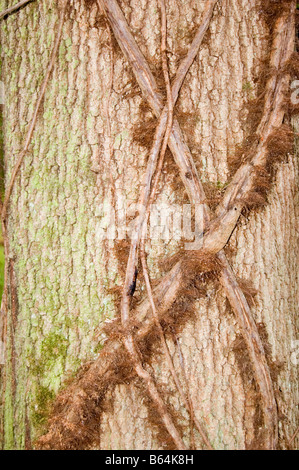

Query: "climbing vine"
<box><xmin>0</xmin><ymin>0</ymin><xmax>297</xmax><ymax>450</ymax></box>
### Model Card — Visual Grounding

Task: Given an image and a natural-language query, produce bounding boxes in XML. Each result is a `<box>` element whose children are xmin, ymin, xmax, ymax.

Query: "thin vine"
<box><xmin>97</xmin><ymin>0</ymin><xmax>294</xmax><ymax>450</ymax></box>
<box><xmin>0</xmin><ymin>0</ymin><xmax>33</xmax><ymax>20</ymax></box>
<box><xmin>36</xmin><ymin>0</ymin><xmax>296</xmax><ymax>450</ymax></box>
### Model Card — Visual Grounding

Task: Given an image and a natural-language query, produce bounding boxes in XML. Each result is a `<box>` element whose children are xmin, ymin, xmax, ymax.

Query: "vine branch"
<box><xmin>0</xmin><ymin>0</ymin><xmax>35</xmax><ymax>21</ymax></box>
<box><xmin>289</xmin><ymin>425</ymin><xmax>299</xmax><ymax>448</ymax></box>
<box><xmin>139</xmin><ymin>0</ymin><xmax>212</xmax><ymax>450</ymax></box>
<box><xmin>36</xmin><ymin>0</ymin><xmax>295</xmax><ymax>451</ymax></box>
<box><xmin>114</xmin><ymin>0</ymin><xmax>217</xmax><ymax>449</ymax></box>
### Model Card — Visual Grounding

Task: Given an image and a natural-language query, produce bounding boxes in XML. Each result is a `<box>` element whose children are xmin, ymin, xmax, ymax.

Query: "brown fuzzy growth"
<box><xmin>285</xmin><ymin>52</ymin><xmax>299</xmax><ymax>78</ymax></box>
<box><xmin>163</xmin><ymin>150</ymin><xmax>190</xmax><ymax>202</ymax></box>
<box><xmin>112</xmin><ymin>238</ymin><xmax>145</xmax><ymax>309</ymax></box>
<box><xmin>256</xmin><ymin>323</ymin><xmax>284</xmax><ymax>386</ymax></box>
<box><xmin>265</xmin><ymin>124</ymin><xmax>294</xmax><ymax>170</ymax></box>
<box><xmin>94</xmin><ymin>14</ymin><xmax>109</xmax><ymax>30</ymax></box>
<box><xmin>79</xmin><ymin>0</ymin><xmax>108</xmax><ymax>28</ymax></box>
<box><xmin>82</xmin><ymin>0</ymin><xmax>98</xmax><ymax>6</ymax></box>
<box><xmin>296</xmin><ymin>8</ymin><xmax>299</xmax><ymax>50</ymax></box>
<box><xmin>174</xmin><ymin>109</ymin><xmax>200</xmax><ymax>152</ymax></box>
<box><xmin>239</xmin><ymin>165</ymin><xmax>270</xmax><ymax>209</ymax></box>
<box><xmin>161</xmin><ymin>277</ymin><xmax>214</xmax><ymax>336</ymax></box>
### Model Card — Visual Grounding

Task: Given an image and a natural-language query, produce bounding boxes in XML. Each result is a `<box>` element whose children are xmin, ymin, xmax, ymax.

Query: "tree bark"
<box><xmin>0</xmin><ymin>0</ymin><xmax>298</xmax><ymax>450</ymax></box>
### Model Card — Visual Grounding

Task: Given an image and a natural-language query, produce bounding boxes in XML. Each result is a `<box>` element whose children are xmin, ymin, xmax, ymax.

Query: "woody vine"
<box><xmin>0</xmin><ymin>0</ymin><xmax>297</xmax><ymax>450</ymax></box>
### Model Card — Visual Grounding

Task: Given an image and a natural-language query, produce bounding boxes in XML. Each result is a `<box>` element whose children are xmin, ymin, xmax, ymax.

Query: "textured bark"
<box><xmin>0</xmin><ymin>0</ymin><xmax>298</xmax><ymax>450</ymax></box>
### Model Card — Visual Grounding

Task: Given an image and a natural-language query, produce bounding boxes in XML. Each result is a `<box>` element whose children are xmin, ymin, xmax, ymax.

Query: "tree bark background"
<box><xmin>0</xmin><ymin>0</ymin><xmax>298</xmax><ymax>450</ymax></box>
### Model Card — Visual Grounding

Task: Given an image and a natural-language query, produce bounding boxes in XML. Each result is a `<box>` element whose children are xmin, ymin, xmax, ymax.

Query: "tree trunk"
<box><xmin>0</xmin><ymin>0</ymin><xmax>298</xmax><ymax>450</ymax></box>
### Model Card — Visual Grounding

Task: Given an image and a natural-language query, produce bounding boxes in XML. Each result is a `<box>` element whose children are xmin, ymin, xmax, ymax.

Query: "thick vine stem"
<box><xmin>289</xmin><ymin>426</ymin><xmax>299</xmax><ymax>448</ymax></box>
<box><xmin>0</xmin><ymin>0</ymin><xmax>34</xmax><ymax>20</ymax></box>
<box><xmin>117</xmin><ymin>0</ymin><xmax>217</xmax><ymax>449</ymax></box>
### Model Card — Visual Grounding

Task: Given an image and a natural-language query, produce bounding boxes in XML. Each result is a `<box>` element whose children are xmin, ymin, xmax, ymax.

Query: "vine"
<box><xmin>0</xmin><ymin>0</ymin><xmax>33</xmax><ymax>20</ymax></box>
<box><xmin>0</xmin><ymin>0</ymin><xmax>297</xmax><ymax>451</ymax></box>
